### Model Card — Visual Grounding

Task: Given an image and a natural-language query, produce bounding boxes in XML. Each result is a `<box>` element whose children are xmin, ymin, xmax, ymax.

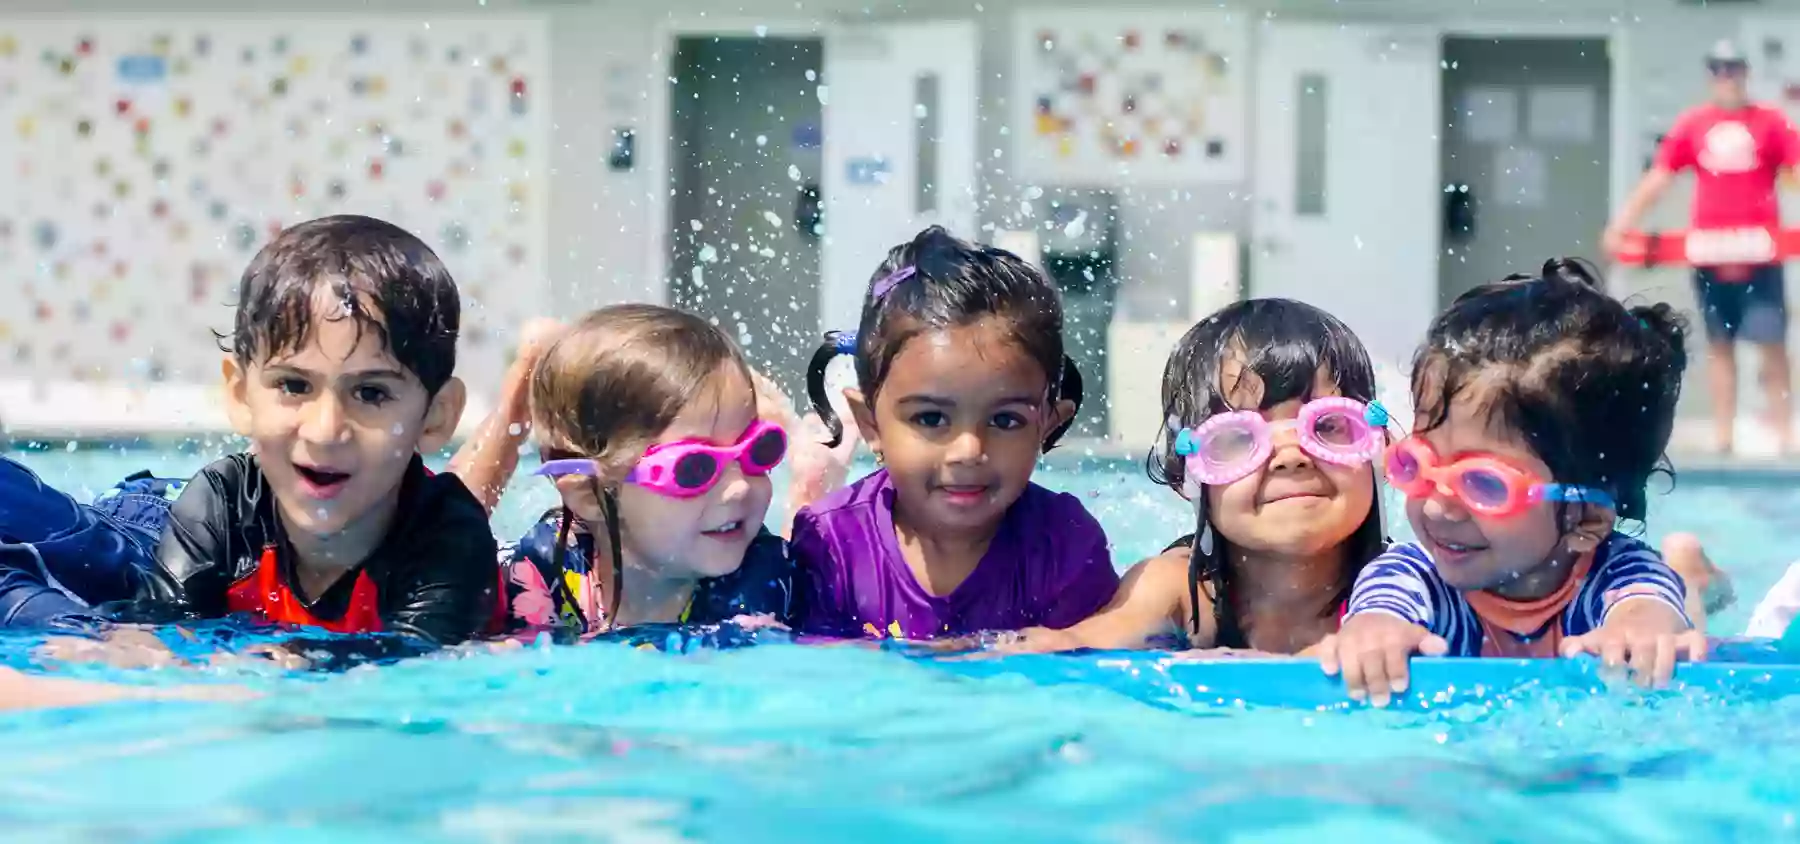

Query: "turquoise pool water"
<box><xmin>7</xmin><ymin>443</ymin><xmax>1800</xmax><ymax>841</ymax></box>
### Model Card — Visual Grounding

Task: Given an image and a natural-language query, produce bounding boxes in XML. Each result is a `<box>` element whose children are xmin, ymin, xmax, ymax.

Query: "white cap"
<box><xmin>1707</xmin><ymin>39</ymin><xmax>1748</xmax><ymax>66</ymax></box>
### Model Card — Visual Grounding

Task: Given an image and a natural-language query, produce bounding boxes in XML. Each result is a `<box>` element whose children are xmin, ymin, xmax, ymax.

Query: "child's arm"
<box><xmin>0</xmin><ymin>565</ymin><xmax>102</xmax><ymax>631</ymax></box>
<box><xmin>446</xmin><ymin>319</ymin><xmax>563</xmax><ymax>515</ymax></box>
<box><xmin>1005</xmin><ymin>548</ymin><xmax>1189</xmax><ymax>653</ymax></box>
<box><xmin>1316</xmin><ymin>546</ymin><xmax>1450</xmax><ymax>707</ymax></box>
<box><xmin>1661</xmin><ymin>532</ymin><xmax>1734</xmax><ymax>629</ymax></box>
<box><xmin>752</xmin><ymin>370</ymin><xmax>858</xmax><ymax>539</ymax></box>
<box><xmin>1559</xmin><ymin>539</ymin><xmax>1705</xmax><ymax>688</ymax></box>
<box><xmin>782</xmin><ymin>412</ymin><xmax>859</xmax><ymax>539</ymax></box>
<box><xmin>0</xmin><ymin>666</ymin><xmax>251</xmax><ymax>711</ymax></box>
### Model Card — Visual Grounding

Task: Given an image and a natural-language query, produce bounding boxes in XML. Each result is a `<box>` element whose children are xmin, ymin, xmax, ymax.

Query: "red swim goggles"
<box><xmin>535</xmin><ymin>420</ymin><xmax>789</xmax><ymax>498</ymax></box>
<box><xmin>1382</xmin><ymin>437</ymin><xmax>1615</xmax><ymax>518</ymax></box>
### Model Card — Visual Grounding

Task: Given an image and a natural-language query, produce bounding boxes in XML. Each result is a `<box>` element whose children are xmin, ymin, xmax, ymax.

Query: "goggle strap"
<box><xmin>1537</xmin><ymin>484</ymin><xmax>1616</xmax><ymax>509</ymax></box>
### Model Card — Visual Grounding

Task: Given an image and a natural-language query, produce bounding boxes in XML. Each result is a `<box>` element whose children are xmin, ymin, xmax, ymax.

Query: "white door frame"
<box><xmin>642</xmin><ymin>17</ymin><xmax>826</xmax><ymax>305</ymax></box>
<box><xmin>1436</xmin><ymin>20</ymin><xmax>1631</xmax><ymax>295</ymax></box>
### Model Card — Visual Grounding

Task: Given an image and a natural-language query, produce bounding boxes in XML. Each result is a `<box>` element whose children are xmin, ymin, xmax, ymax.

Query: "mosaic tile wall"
<box><xmin>0</xmin><ymin>18</ymin><xmax>549</xmax><ymax>396</ymax></box>
<box><xmin>1011</xmin><ymin>9</ymin><xmax>1247</xmax><ymax>185</ymax></box>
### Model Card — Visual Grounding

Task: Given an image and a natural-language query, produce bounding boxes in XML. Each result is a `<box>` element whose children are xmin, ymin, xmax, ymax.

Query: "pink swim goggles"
<box><xmin>1172</xmin><ymin>397</ymin><xmax>1386</xmax><ymax>486</ymax></box>
<box><xmin>535</xmin><ymin>420</ymin><xmax>789</xmax><ymax>498</ymax></box>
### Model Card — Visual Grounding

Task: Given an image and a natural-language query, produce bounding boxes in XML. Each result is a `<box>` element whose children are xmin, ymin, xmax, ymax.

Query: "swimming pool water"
<box><xmin>7</xmin><ymin>443</ymin><xmax>1800</xmax><ymax>842</ymax></box>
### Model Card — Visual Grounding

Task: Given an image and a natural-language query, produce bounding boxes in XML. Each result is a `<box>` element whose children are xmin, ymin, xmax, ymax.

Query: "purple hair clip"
<box><xmin>870</xmin><ymin>266</ymin><xmax>917</xmax><ymax>300</ymax></box>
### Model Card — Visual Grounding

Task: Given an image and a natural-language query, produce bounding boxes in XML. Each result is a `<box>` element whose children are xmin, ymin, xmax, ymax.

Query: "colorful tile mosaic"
<box><xmin>0</xmin><ymin>19</ymin><xmax>548</xmax><ymax>394</ymax></box>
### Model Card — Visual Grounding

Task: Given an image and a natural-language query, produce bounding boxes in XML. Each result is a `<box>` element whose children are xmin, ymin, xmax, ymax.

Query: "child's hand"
<box><xmin>1316</xmin><ymin>613</ymin><xmax>1448</xmax><ymax>707</ymax></box>
<box><xmin>726</xmin><ymin>614</ymin><xmax>790</xmax><ymax>632</ymax></box>
<box><xmin>1559</xmin><ymin>601</ymin><xmax>1707</xmax><ymax>688</ymax></box>
<box><xmin>990</xmin><ymin>626</ymin><xmax>1080</xmax><ymax>654</ymax></box>
<box><xmin>206</xmin><ymin>643</ymin><xmax>313</xmax><ymax>673</ymax></box>
<box><xmin>514</xmin><ymin>318</ymin><xmax>565</xmax><ymax>373</ymax></box>
<box><xmin>38</xmin><ymin>627</ymin><xmax>182</xmax><ymax>670</ymax></box>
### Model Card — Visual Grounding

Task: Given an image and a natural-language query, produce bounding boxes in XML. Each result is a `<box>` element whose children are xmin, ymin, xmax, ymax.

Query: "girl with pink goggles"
<box><xmin>1382</xmin><ymin>438</ymin><xmax>1615</xmax><ymax>519</ymax></box>
<box><xmin>535</xmin><ymin>420</ymin><xmax>789</xmax><ymax>498</ymax></box>
<box><xmin>1172</xmin><ymin>397</ymin><xmax>1388</xmax><ymax>486</ymax></box>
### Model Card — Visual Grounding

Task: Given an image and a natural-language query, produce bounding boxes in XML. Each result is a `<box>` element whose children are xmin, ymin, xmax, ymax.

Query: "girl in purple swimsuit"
<box><xmin>790</xmin><ymin>226</ymin><xmax>1119</xmax><ymax>640</ymax></box>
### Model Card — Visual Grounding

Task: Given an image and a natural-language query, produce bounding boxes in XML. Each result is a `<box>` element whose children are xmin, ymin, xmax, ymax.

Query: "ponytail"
<box><xmin>1042</xmin><ymin>354</ymin><xmax>1084</xmax><ymax>452</ymax></box>
<box><xmin>805</xmin><ymin>330</ymin><xmax>858</xmax><ymax>448</ymax></box>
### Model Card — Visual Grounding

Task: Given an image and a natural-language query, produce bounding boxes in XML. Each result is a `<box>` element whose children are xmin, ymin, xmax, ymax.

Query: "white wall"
<box><xmin>0</xmin><ymin>0</ymin><xmax>1786</xmax><ymax>433</ymax></box>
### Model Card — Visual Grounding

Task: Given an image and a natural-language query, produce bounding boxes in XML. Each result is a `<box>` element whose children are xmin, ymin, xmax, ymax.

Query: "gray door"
<box><xmin>668</xmin><ymin>38</ymin><xmax>824</xmax><ymax>403</ymax></box>
<box><xmin>1440</xmin><ymin>38</ymin><xmax>1611</xmax><ymax>303</ymax></box>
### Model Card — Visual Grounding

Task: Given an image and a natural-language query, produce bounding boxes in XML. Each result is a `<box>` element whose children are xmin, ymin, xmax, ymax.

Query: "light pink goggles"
<box><xmin>535</xmin><ymin>420</ymin><xmax>788</xmax><ymax>498</ymax></box>
<box><xmin>1172</xmin><ymin>397</ymin><xmax>1384</xmax><ymax>486</ymax></box>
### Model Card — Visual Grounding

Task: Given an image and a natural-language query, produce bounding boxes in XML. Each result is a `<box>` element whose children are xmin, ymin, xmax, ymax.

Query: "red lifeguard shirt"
<box><xmin>1656</xmin><ymin>102</ymin><xmax>1800</xmax><ymax>230</ymax></box>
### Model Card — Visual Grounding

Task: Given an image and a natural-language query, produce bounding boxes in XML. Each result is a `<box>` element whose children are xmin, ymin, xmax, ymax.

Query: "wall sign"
<box><xmin>846</xmin><ymin>156</ymin><xmax>890</xmax><ymax>185</ymax></box>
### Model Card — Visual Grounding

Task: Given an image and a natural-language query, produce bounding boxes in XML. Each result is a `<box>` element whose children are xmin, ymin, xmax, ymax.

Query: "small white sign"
<box><xmin>1528</xmin><ymin>85</ymin><xmax>1597</xmax><ymax>143</ymax></box>
<box><xmin>1460</xmin><ymin>86</ymin><xmax>1518</xmax><ymax>143</ymax></box>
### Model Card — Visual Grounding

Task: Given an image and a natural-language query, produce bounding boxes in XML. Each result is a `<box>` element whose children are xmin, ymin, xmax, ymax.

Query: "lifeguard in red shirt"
<box><xmin>1604</xmin><ymin>40</ymin><xmax>1800</xmax><ymax>455</ymax></box>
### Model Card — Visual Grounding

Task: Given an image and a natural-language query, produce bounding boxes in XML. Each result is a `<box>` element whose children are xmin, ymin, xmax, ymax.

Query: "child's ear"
<box><xmin>845</xmin><ymin>388</ymin><xmax>880</xmax><ymax>455</ymax></box>
<box><xmin>553</xmin><ymin>474</ymin><xmax>610</xmax><ymax>525</ymax></box>
<box><xmin>418</xmin><ymin>377</ymin><xmax>467</xmax><ymax>454</ymax></box>
<box><xmin>220</xmin><ymin>356</ymin><xmax>254</xmax><ymax>437</ymax></box>
<box><xmin>1564</xmin><ymin>505</ymin><xmax>1614</xmax><ymax>555</ymax></box>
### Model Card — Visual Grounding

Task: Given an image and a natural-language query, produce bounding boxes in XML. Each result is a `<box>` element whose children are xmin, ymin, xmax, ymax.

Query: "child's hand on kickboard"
<box><xmin>1316</xmin><ymin>613</ymin><xmax>1448</xmax><ymax>707</ymax></box>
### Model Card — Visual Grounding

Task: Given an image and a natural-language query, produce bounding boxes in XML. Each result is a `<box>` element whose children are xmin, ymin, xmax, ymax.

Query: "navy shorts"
<box><xmin>1694</xmin><ymin>264</ymin><xmax>1789</xmax><ymax>345</ymax></box>
<box><xmin>0</xmin><ymin>458</ymin><xmax>181</xmax><ymax>628</ymax></box>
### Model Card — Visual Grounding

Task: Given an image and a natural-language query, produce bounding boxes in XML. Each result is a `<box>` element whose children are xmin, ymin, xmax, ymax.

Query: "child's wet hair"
<box><xmin>531</xmin><ymin>304</ymin><xmax>754</xmax><ymax>476</ymax></box>
<box><xmin>1411</xmin><ymin>257</ymin><xmax>1687</xmax><ymax>523</ymax></box>
<box><xmin>1150</xmin><ymin>298</ymin><xmax>1386</xmax><ymax>646</ymax></box>
<box><xmin>223</xmin><ymin>214</ymin><xmax>460</xmax><ymax>394</ymax></box>
<box><xmin>804</xmin><ymin>225</ymin><xmax>1083</xmax><ymax>450</ymax></box>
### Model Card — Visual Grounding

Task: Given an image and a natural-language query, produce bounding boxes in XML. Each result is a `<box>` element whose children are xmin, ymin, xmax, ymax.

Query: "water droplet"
<box><xmin>755</xmin><ymin>134</ymin><xmax>768</xmax><ymax>147</ymax></box>
<box><xmin>698</xmin><ymin>244</ymin><xmax>717</xmax><ymax>263</ymax></box>
<box><xmin>805</xmin><ymin>69</ymin><xmax>817</xmax><ymax>82</ymax></box>
<box><xmin>815</xmin><ymin>85</ymin><xmax>829</xmax><ymax>105</ymax></box>
<box><xmin>689</xmin><ymin>219</ymin><xmax>704</xmax><ymax>232</ymax></box>
<box><xmin>787</xmin><ymin>165</ymin><xmax>802</xmax><ymax>182</ymax></box>
<box><xmin>762</xmin><ymin>210</ymin><xmax>783</xmax><ymax>228</ymax></box>
<box><xmin>391</xmin><ymin>423</ymin><xmax>405</xmax><ymax>436</ymax></box>
<box><xmin>507</xmin><ymin>422</ymin><xmax>523</xmax><ymax>436</ymax></box>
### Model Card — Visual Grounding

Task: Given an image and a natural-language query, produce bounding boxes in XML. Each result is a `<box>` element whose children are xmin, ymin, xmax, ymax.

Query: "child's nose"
<box><xmin>711</xmin><ymin>460</ymin><xmax>752</xmax><ymax>504</ymax></box>
<box><xmin>945</xmin><ymin>429</ymin><xmax>987</xmax><ymax>464</ymax></box>
<box><xmin>1421</xmin><ymin>485</ymin><xmax>1470</xmax><ymax>522</ymax></box>
<box><xmin>1265</xmin><ymin>424</ymin><xmax>1312</xmax><ymax>472</ymax></box>
<box><xmin>298</xmin><ymin>394</ymin><xmax>351</xmax><ymax>444</ymax></box>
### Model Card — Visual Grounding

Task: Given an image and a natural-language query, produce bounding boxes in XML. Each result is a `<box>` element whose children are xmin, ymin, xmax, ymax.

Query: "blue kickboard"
<box><xmin>928</xmin><ymin>638</ymin><xmax>1800</xmax><ymax>710</ymax></box>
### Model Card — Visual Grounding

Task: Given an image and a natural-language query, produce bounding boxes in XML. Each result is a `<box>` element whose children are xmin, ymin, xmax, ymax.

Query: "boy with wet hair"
<box><xmin>0</xmin><ymin>215</ymin><xmax>498</xmax><ymax>648</ymax></box>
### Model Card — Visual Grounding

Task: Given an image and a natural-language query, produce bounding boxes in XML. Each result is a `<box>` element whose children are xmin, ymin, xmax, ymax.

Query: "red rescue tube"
<box><xmin>1610</xmin><ymin>226</ymin><xmax>1800</xmax><ymax>268</ymax></box>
